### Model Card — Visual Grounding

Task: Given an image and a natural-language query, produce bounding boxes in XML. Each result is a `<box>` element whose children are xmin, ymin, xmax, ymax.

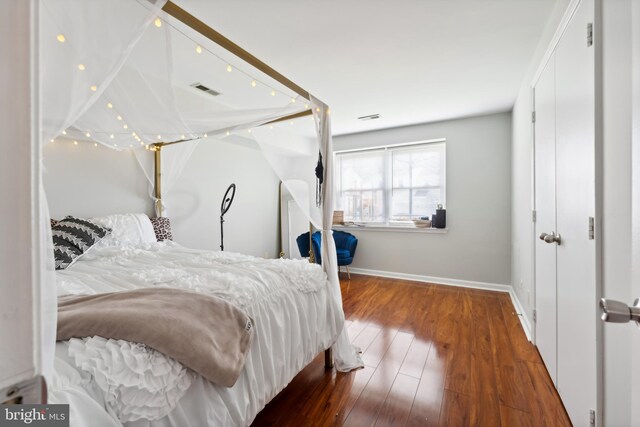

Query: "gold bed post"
<box><xmin>325</xmin><ymin>348</ymin><xmax>334</xmax><ymax>369</ymax></box>
<box><xmin>278</xmin><ymin>183</ymin><xmax>285</xmax><ymax>258</ymax></box>
<box><xmin>308</xmin><ymin>223</ymin><xmax>315</xmax><ymax>264</ymax></box>
<box><xmin>307</xmin><ymin>223</ymin><xmax>334</xmax><ymax>369</ymax></box>
<box><xmin>153</xmin><ymin>144</ymin><xmax>163</xmax><ymax>217</ymax></box>
<box><xmin>306</xmin><ymin>223</ymin><xmax>333</xmax><ymax>368</ymax></box>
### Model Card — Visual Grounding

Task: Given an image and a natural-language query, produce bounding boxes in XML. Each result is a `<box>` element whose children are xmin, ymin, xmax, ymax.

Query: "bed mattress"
<box><xmin>48</xmin><ymin>241</ymin><xmax>343</xmax><ymax>427</ymax></box>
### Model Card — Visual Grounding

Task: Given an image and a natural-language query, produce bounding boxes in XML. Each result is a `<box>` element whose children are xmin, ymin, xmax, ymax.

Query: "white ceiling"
<box><xmin>175</xmin><ymin>0</ymin><xmax>560</xmax><ymax>136</ymax></box>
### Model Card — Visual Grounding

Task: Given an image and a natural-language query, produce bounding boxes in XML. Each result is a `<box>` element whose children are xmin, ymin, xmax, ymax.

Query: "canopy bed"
<box><xmin>36</xmin><ymin>0</ymin><xmax>363</xmax><ymax>425</ymax></box>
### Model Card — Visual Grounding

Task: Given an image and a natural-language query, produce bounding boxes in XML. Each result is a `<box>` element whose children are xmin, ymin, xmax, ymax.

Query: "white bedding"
<box><xmin>49</xmin><ymin>241</ymin><xmax>344</xmax><ymax>427</ymax></box>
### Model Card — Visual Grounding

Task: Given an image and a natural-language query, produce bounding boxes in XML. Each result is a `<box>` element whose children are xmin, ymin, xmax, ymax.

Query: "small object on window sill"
<box><xmin>433</xmin><ymin>204</ymin><xmax>446</xmax><ymax>229</ymax></box>
<box><xmin>412</xmin><ymin>219</ymin><xmax>432</xmax><ymax>228</ymax></box>
<box><xmin>332</xmin><ymin>210</ymin><xmax>344</xmax><ymax>225</ymax></box>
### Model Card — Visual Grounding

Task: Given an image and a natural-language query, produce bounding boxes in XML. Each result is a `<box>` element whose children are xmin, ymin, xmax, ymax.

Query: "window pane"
<box><xmin>392</xmin><ymin>152</ymin><xmax>411</xmax><ymax>187</ymax></box>
<box><xmin>411</xmin><ymin>188</ymin><xmax>441</xmax><ymax>218</ymax></box>
<box><xmin>391</xmin><ymin>188</ymin><xmax>410</xmax><ymax>219</ymax></box>
<box><xmin>411</xmin><ymin>151</ymin><xmax>442</xmax><ymax>187</ymax></box>
<box><xmin>392</xmin><ymin>145</ymin><xmax>444</xmax><ymax>189</ymax></box>
<box><xmin>341</xmin><ymin>191</ymin><xmax>359</xmax><ymax>221</ymax></box>
<box><xmin>339</xmin><ymin>150</ymin><xmax>384</xmax><ymax>190</ymax></box>
<box><xmin>342</xmin><ymin>190</ymin><xmax>384</xmax><ymax>222</ymax></box>
<box><xmin>337</xmin><ymin>150</ymin><xmax>385</xmax><ymax>222</ymax></box>
<box><xmin>362</xmin><ymin>190</ymin><xmax>384</xmax><ymax>222</ymax></box>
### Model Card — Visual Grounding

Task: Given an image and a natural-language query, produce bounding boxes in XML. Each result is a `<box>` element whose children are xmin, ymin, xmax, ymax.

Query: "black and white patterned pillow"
<box><xmin>52</xmin><ymin>216</ymin><xmax>111</xmax><ymax>270</ymax></box>
<box><xmin>149</xmin><ymin>217</ymin><xmax>173</xmax><ymax>241</ymax></box>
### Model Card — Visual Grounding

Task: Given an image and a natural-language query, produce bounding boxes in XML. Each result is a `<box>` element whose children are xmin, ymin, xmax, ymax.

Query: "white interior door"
<box><xmin>554</xmin><ymin>0</ymin><xmax>598</xmax><ymax>423</ymax></box>
<box><xmin>534</xmin><ymin>55</ymin><xmax>558</xmax><ymax>385</ymax></box>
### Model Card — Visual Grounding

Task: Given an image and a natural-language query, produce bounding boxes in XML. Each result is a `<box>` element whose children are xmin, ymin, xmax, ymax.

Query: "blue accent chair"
<box><xmin>296</xmin><ymin>230</ymin><xmax>358</xmax><ymax>279</ymax></box>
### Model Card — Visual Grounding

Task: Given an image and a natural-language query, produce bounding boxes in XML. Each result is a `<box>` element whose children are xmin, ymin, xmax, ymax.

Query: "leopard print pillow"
<box><xmin>149</xmin><ymin>217</ymin><xmax>173</xmax><ymax>241</ymax></box>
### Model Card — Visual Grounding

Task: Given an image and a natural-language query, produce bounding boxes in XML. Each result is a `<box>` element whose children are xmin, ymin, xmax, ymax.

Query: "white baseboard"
<box><xmin>508</xmin><ymin>289</ymin><xmax>533</xmax><ymax>342</ymax></box>
<box><xmin>348</xmin><ymin>267</ymin><xmax>511</xmax><ymax>293</ymax></box>
<box><xmin>347</xmin><ymin>267</ymin><xmax>533</xmax><ymax>341</ymax></box>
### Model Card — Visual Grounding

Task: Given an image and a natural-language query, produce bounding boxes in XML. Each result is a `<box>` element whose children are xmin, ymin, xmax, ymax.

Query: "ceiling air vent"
<box><xmin>357</xmin><ymin>114</ymin><xmax>381</xmax><ymax>121</ymax></box>
<box><xmin>191</xmin><ymin>82</ymin><xmax>221</xmax><ymax>96</ymax></box>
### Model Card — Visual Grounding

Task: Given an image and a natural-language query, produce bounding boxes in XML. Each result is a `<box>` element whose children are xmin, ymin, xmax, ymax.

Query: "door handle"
<box><xmin>600</xmin><ymin>298</ymin><xmax>640</xmax><ymax>325</ymax></box>
<box><xmin>539</xmin><ymin>231</ymin><xmax>561</xmax><ymax>245</ymax></box>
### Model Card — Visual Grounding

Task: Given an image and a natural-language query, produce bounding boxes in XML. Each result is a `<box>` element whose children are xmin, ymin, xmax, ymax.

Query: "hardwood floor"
<box><xmin>251</xmin><ymin>275</ymin><xmax>571</xmax><ymax>426</ymax></box>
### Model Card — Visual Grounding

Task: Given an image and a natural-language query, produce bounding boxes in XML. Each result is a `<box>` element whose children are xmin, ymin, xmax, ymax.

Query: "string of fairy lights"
<box><xmin>49</xmin><ymin>12</ymin><xmax>314</xmax><ymax>150</ymax></box>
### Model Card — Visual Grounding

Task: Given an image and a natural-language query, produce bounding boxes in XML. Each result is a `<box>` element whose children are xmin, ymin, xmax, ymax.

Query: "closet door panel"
<box><xmin>533</xmin><ymin>55</ymin><xmax>558</xmax><ymax>385</ymax></box>
<box><xmin>555</xmin><ymin>0</ymin><xmax>597</xmax><ymax>423</ymax></box>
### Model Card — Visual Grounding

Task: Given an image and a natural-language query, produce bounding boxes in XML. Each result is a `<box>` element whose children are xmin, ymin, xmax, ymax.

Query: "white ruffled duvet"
<box><xmin>49</xmin><ymin>242</ymin><xmax>344</xmax><ymax>427</ymax></box>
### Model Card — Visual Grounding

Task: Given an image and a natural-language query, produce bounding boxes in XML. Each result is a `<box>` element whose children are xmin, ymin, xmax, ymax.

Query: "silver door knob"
<box><xmin>600</xmin><ymin>298</ymin><xmax>640</xmax><ymax>325</ymax></box>
<box><xmin>539</xmin><ymin>232</ymin><xmax>561</xmax><ymax>245</ymax></box>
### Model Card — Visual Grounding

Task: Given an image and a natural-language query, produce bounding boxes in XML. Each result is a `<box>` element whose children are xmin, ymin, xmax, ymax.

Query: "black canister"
<box><xmin>433</xmin><ymin>205</ymin><xmax>446</xmax><ymax>228</ymax></box>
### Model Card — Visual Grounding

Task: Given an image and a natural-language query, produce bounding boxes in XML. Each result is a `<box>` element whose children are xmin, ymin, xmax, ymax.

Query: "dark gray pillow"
<box><xmin>52</xmin><ymin>216</ymin><xmax>111</xmax><ymax>270</ymax></box>
<box><xmin>149</xmin><ymin>217</ymin><xmax>173</xmax><ymax>241</ymax></box>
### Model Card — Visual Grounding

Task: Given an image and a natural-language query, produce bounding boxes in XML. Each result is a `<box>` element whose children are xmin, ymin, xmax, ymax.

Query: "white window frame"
<box><xmin>335</xmin><ymin>138</ymin><xmax>446</xmax><ymax>227</ymax></box>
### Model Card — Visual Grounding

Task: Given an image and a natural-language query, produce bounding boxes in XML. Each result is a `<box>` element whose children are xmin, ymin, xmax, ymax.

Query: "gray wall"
<box><xmin>43</xmin><ymin>139</ymin><xmax>280</xmax><ymax>258</ymax></box>
<box><xmin>166</xmin><ymin>140</ymin><xmax>280</xmax><ymax>258</ymax></box>
<box><xmin>334</xmin><ymin>112</ymin><xmax>512</xmax><ymax>286</ymax></box>
<box><xmin>44</xmin><ymin>141</ymin><xmax>151</xmax><ymax>218</ymax></box>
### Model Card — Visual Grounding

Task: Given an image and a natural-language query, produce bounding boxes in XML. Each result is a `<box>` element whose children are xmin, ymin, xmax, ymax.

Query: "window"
<box><xmin>335</xmin><ymin>141</ymin><xmax>446</xmax><ymax>225</ymax></box>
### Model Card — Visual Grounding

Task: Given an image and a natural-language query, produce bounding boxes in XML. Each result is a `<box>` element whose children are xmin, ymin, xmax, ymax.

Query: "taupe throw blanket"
<box><xmin>57</xmin><ymin>288</ymin><xmax>254</xmax><ymax>387</ymax></box>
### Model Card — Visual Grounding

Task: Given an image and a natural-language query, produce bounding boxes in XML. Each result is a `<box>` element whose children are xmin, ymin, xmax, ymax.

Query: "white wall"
<box><xmin>44</xmin><ymin>140</ymin><xmax>151</xmax><ymax>218</ymax></box>
<box><xmin>510</xmin><ymin>0</ymin><xmax>570</xmax><ymax>322</ymax></box>
<box><xmin>165</xmin><ymin>139</ymin><xmax>280</xmax><ymax>259</ymax></box>
<box><xmin>0</xmin><ymin>0</ymin><xmax>38</xmax><ymax>390</ymax></box>
<box><xmin>601</xmin><ymin>1</ymin><xmax>632</xmax><ymax>425</ymax></box>
<box><xmin>334</xmin><ymin>112</ymin><xmax>512</xmax><ymax>287</ymax></box>
<box><xmin>43</xmin><ymin>139</ymin><xmax>280</xmax><ymax>258</ymax></box>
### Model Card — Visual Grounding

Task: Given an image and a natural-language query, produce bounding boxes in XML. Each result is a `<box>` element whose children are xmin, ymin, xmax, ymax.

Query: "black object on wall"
<box><xmin>220</xmin><ymin>183</ymin><xmax>236</xmax><ymax>251</ymax></box>
<box><xmin>433</xmin><ymin>204</ymin><xmax>446</xmax><ymax>229</ymax></box>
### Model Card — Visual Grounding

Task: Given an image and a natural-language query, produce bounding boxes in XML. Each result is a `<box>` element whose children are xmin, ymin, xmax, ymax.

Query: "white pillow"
<box><xmin>91</xmin><ymin>213</ymin><xmax>157</xmax><ymax>248</ymax></box>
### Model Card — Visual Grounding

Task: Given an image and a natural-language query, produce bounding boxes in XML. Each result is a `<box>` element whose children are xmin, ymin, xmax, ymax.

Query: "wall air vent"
<box><xmin>357</xmin><ymin>114</ymin><xmax>381</xmax><ymax>121</ymax></box>
<box><xmin>191</xmin><ymin>82</ymin><xmax>221</xmax><ymax>96</ymax></box>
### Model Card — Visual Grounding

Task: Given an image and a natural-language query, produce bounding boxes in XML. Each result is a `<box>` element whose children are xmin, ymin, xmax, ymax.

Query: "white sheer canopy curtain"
<box><xmin>39</xmin><ymin>0</ymin><xmax>168</xmax><ymax>384</ymax></box>
<box><xmin>41</xmin><ymin>0</ymin><xmax>168</xmax><ymax>143</ymax></box>
<box><xmin>252</xmin><ymin>101</ymin><xmax>364</xmax><ymax>371</ymax></box>
<box><xmin>251</xmin><ymin>101</ymin><xmax>363</xmax><ymax>371</ymax></box>
<box><xmin>312</xmin><ymin>98</ymin><xmax>364</xmax><ymax>371</ymax></box>
<box><xmin>252</xmin><ymin>115</ymin><xmax>323</xmax><ymax>229</ymax></box>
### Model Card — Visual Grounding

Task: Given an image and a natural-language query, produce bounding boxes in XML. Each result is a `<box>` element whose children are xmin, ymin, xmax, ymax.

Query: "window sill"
<box><xmin>333</xmin><ymin>224</ymin><xmax>448</xmax><ymax>234</ymax></box>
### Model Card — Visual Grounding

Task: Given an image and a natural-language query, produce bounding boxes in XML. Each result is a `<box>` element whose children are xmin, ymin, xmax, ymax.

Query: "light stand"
<box><xmin>220</xmin><ymin>183</ymin><xmax>236</xmax><ymax>251</ymax></box>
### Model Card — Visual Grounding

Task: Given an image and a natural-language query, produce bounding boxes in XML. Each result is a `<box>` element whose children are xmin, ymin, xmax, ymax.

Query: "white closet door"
<box><xmin>534</xmin><ymin>55</ymin><xmax>558</xmax><ymax>384</ymax></box>
<box><xmin>555</xmin><ymin>0</ymin><xmax>597</xmax><ymax>422</ymax></box>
